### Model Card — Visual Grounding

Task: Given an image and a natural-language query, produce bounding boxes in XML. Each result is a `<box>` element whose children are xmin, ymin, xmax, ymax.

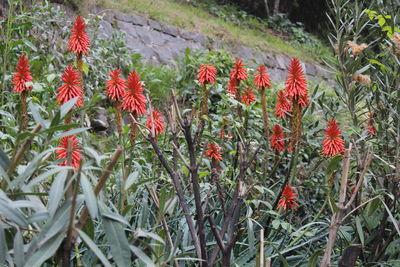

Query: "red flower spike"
<box><xmin>275</xmin><ymin>90</ymin><xmax>292</xmax><ymax>118</ymax></box>
<box><xmin>284</xmin><ymin>58</ymin><xmax>308</xmax><ymax>107</ymax></box>
<box><xmin>254</xmin><ymin>65</ymin><xmax>271</xmax><ymax>89</ymax></box>
<box><xmin>241</xmin><ymin>87</ymin><xmax>256</xmax><ymax>105</ymax></box>
<box><xmin>230</xmin><ymin>58</ymin><xmax>247</xmax><ymax>81</ymax></box>
<box><xmin>297</xmin><ymin>93</ymin><xmax>310</xmax><ymax>108</ymax></box>
<box><xmin>367</xmin><ymin>113</ymin><xmax>376</xmax><ymax>136</ymax></box>
<box><xmin>56</xmin><ymin>135</ymin><xmax>81</xmax><ymax>169</ymax></box>
<box><xmin>322</xmin><ymin>120</ymin><xmax>345</xmax><ymax>157</ymax></box>
<box><xmin>197</xmin><ymin>64</ymin><xmax>217</xmax><ymax>85</ymax></box>
<box><xmin>205</xmin><ymin>143</ymin><xmax>222</xmax><ymax>162</ymax></box>
<box><xmin>69</xmin><ymin>16</ymin><xmax>90</xmax><ymax>56</ymax></box>
<box><xmin>12</xmin><ymin>54</ymin><xmax>33</xmax><ymax>93</ymax></box>
<box><xmin>122</xmin><ymin>71</ymin><xmax>147</xmax><ymax>115</ymax></box>
<box><xmin>270</xmin><ymin>124</ymin><xmax>285</xmax><ymax>152</ymax></box>
<box><xmin>277</xmin><ymin>185</ymin><xmax>299</xmax><ymax>211</ymax></box>
<box><xmin>57</xmin><ymin>65</ymin><xmax>84</xmax><ymax>107</ymax></box>
<box><xmin>146</xmin><ymin>110</ymin><xmax>165</xmax><ymax>136</ymax></box>
<box><xmin>226</xmin><ymin>78</ymin><xmax>237</xmax><ymax>97</ymax></box>
<box><xmin>105</xmin><ymin>69</ymin><xmax>126</xmax><ymax>102</ymax></box>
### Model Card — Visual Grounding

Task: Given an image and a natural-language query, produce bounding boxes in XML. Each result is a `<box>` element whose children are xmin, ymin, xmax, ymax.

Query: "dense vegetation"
<box><xmin>1</xmin><ymin>0</ymin><xmax>400</xmax><ymax>266</ymax></box>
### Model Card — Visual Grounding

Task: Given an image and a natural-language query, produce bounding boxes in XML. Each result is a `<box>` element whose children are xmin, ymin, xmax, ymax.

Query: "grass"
<box><xmin>85</xmin><ymin>0</ymin><xmax>332</xmax><ymax>64</ymax></box>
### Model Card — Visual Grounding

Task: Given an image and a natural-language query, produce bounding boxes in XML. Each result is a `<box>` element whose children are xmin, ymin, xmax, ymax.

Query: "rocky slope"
<box><xmin>96</xmin><ymin>8</ymin><xmax>330</xmax><ymax>82</ymax></box>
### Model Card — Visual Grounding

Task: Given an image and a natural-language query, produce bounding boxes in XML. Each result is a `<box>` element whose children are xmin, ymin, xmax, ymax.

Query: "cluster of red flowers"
<box><xmin>56</xmin><ymin>135</ymin><xmax>82</xmax><ymax>169</ymax></box>
<box><xmin>146</xmin><ymin>110</ymin><xmax>165</xmax><ymax>136</ymax></box>
<box><xmin>105</xmin><ymin>69</ymin><xmax>126</xmax><ymax>101</ymax></box>
<box><xmin>205</xmin><ymin>143</ymin><xmax>223</xmax><ymax>162</ymax></box>
<box><xmin>69</xmin><ymin>16</ymin><xmax>90</xmax><ymax>56</ymax></box>
<box><xmin>367</xmin><ymin>113</ymin><xmax>376</xmax><ymax>136</ymax></box>
<box><xmin>122</xmin><ymin>71</ymin><xmax>147</xmax><ymax>115</ymax></box>
<box><xmin>322</xmin><ymin>120</ymin><xmax>345</xmax><ymax>157</ymax></box>
<box><xmin>270</xmin><ymin>124</ymin><xmax>285</xmax><ymax>152</ymax></box>
<box><xmin>241</xmin><ymin>87</ymin><xmax>256</xmax><ymax>106</ymax></box>
<box><xmin>12</xmin><ymin>54</ymin><xmax>33</xmax><ymax>93</ymax></box>
<box><xmin>277</xmin><ymin>185</ymin><xmax>299</xmax><ymax>211</ymax></box>
<box><xmin>197</xmin><ymin>64</ymin><xmax>217</xmax><ymax>85</ymax></box>
<box><xmin>284</xmin><ymin>58</ymin><xmax>309</xmax><ymax>108</ymax></box>
<box><xmin>254</xmin><ymin>65</ymin><xmax>271</xmax><ymax>89</ymax></box>
<box><xmin>275</xmin><ymin>91</ymin><xmax>292</xmax><ymax>118</ymax></box>
<box><xmin>57</xmin><ymin>65</ymin><xmax>84</xmax><ymax>107</ymax></box>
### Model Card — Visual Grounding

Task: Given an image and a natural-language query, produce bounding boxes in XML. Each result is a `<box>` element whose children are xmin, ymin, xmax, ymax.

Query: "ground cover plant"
<box><xmin>0</xmin><ymin>0</ymin><xmax>400</xmax><ymax>266</ymax></box>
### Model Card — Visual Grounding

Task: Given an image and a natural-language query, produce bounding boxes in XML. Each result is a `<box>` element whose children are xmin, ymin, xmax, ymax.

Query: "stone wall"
<box><xmin>98</xmin><ymin>9</ymin><xmax>330</xmax><ymax>82</ymax></box>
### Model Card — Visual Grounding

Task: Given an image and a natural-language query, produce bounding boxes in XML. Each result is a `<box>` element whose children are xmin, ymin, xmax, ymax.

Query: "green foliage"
<box><xmin>1</xmin><ymin>0</ymin><xmax>399</xmax><ymax>266</ymax></box>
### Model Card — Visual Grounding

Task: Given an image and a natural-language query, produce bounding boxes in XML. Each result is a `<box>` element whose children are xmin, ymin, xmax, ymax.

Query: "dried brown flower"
<box><xmin>347</xmin><ymin>41</ymin><xmax>368</xmax><ymax>56</ymax></box>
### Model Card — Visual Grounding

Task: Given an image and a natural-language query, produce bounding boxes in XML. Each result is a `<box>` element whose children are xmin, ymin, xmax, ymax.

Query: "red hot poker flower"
<box><xmin>277</xmin><ymin>185</ymin><xmax>299</xmax><ymax>211</ymax></box>
<box><xmin>146</xmin><ymin>110</ymin><xmax>165</xmax><ymax>136</ymax></box>
<box><xmin>275</xmin><ymin>90</ymin><xmax>292</xmax><ymax>118</ymax></box>
<box><xmin>254</xmin><ymin>65</ymin><xmax>271</xmax><ymax>89</ymax></box>
<box><xmin>367</xmin><ymin>113</ymin><xmax>376</xmax><ymax>136</ymax></box>
<box><xmin>270</xmin><ymin>124</ymin><xmax>285</xmax><ymax>152</ymax></box>
<box><xmin>57</xmin><ymin>65</ymin><xmax>84</xmax><ymax>107</ymax></box>
<box><xmin>12</xmin><ymin>54</ymin><xmax>33</xmax><ymax>93</ymax></box>
<box><xmin>56</xmin><ymin>135</ymin><xmax>81</xmax><ymax>169</ymax></box>
<box><xmin>205</xmin><ymin>143</ymin><xmax>222</xmax><ymax>162</ymax></box>
<box><xmin>105</xmin><ymin>69</ymin><xmax>126</xmax><ymax>102</ymax></box>
<box><xmin>69</xmin><ymin>16</ymin><xmax>90</xmax><ymax>56</ymax></box>
<box><xmin>241</xmin><ymin>87</ymin><xmax>256</xmax><ymax>105</ymax></box>
<box><xmin>230</xmin><ymin>58</ymin><xmax>247</xmax><ymax>81</ymax></box>
<box><xmin>197</xmin><ymin>64</ymin><xmax>217</xmax><ymax>85</ymax></box>
<box><xmin>284</xmin><ymin>58</ymin><xmax>308</xmax><ymax>107</ymax></box>
<box><xmin>122</xmin><ymin>71</ymin><xmax>147</xmax><ymax>115</ymax></box>
<box><xmin>226</xmin><ymin>78</ymin><xmax>237</xmax><ymax>97</ymax></box>
<box><xmin>322</xmin><ymin>119</ymin><xmax>345</xmax><ymax>157</ymax></box>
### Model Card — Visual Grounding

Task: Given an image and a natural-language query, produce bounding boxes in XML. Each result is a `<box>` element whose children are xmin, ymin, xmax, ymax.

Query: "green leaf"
<box><xmin>0</xmin><ymin>148</ymin><xmax>10</xmax><ymax>171</ymax></box>
<box><xmin>60</xmin><ymin>98</ymin><xmax>78</xmax><ymax>119</ymax></box>
<box><xmin>0</xmin><ymin>226</ymin><xmax>8</xmax><ymax>265</ymax></box>
<box><xmin>378</xmin><ymin>17</ymin><xmax>386</xmax><ymax>26</ymax></box>
<box><xmin>14</xmin><ymin>229</ymin><xmax>24</xmax><ymax>267</ymax></box>
<box><xmin>103</xmin><ymin>217</ymin><xmax>132</xmax><ymax>267</ymax></box>
<box><xmin>76</xmin><ymin>229</ymin><xmax>112</xmax><ymax>267</ymax></box>
<box><xmin>80</xmin><ymin>174</ymin><xmax>98</xmax><ymax>219</ymax></box>
<box><xmin>29</xmin><ymin>102</ymin><xmax>47</xmax><ymax>128</ymax></box>
<box><xmin>124</xmin><ymin>171</ymin><xmax>139</xmax><ymax>191</ymax></box>
<box><xmin>272</xmin><ymin>219</ymin><xmax>280</xmax><ymax>229</ymax></box>
<box><xmin>46</xmin><ymin>74</ymin><xmax>56</xmax><ymax>83</ymax></box>
<box><xmin>380</xmin><ymin>197</ymin><xmax>400</xmax><ymax>236</ymax></box>
<box><xmin>355</xmin><ymin>216</ymin><xmax>364</xmax><ymax>247</ymax></box>
<box><xmin>308</xmin><ymin>249</ymin><xmax>324</xmax><ymax>267</ymax></box>
<box><xmin>32</xmin><ymin>82</ymin><xmax>44</xmax><ymax>93</ymax></box>
<box><xmin>0</xmin><ymin>199</ymin><xmax>28</xmax><ymax>227</ymax></box>
<box><xmin>82</xmin><ymin>62</ymin><xmax>89</xmax><ymax>74</ymax></box>
<box><xmin>39</xmin><ymin>200</ymin><xmax>72</xmax><ymax>245</ymax></box>
<box><xmin>135</xmin><ymin>229</ymin><xmax>165</xmax><ymax>245</ymax></box>
<box><xmin>24</xmin><ymin>166</ymin><xmax>69</xmax><ymax>190</ymax></box>
<box><xmin>23</xmin><ymin>39</ymin><xmax>37</xmax><ymax>52</ymax></box>
<box><xmin>268</xmin><ymin>241</ymin><xmax>289</xmax><ymax>267</ymax></box>
<box><xmin>130</xmin><ymin>245</ymin><xmax>155</xmax><ymax>267</ymax></box>
<box><xmin>48</xmin><ymin>170</ymin><xmax>68</xmax><ymax>217</ymax></box>
<box><xmin>24</xmin><ymin>231</ymin><xmax>65</xmax><ymax>267</ymax></box>
<box><xmin>52</xmin><ymin>127</ymin><xmax>89</xmax><ymax>141</ymax></box>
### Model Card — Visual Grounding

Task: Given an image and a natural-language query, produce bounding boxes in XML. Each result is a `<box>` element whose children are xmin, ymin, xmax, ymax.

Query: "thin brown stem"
<box><xmin>260</xmin><ymin>87</ymin><xmax>269</xmax><ymax>143</ymax></box>
<box><xmin>75</xmin><ymin>147</ymin><xmax>123</xmax><ymax>230</ymax></box>
<box><xmin>7</xmin><ymin>124</ymin><xmax>42</xmax><ymax>177</ymax></box>
<box><xmin>62</xmin><ymin>163</ymin><xmax>82</xmax><ymax>267</ymax></box>
<box><xmin>20</xmin><ymin>90</ymin><xmax>28</xmax><ymax>131</ymax></box>
<box><xmin>115</xmin><ymin>101</ymin><xmax>123</xmax><ymax>138</ymax></box>
<box><xmin>182</xmin><ymin>121</ymin><xmax>208</xmax><ymax>265</ymax></box>
<box><xmin>321</xmin><ymin>144</ymin><xmax>352</xmax><ymax>267</ymax></box>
